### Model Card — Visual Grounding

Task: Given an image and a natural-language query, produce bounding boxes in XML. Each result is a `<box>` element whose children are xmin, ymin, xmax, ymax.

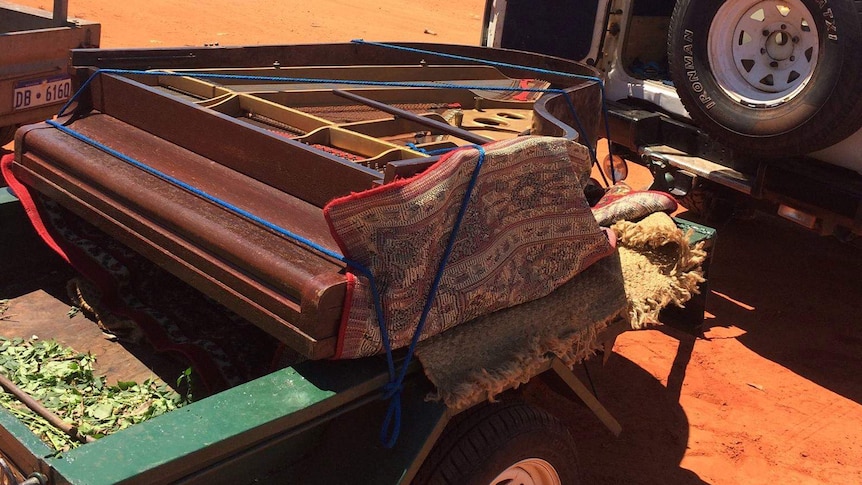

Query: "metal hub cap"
<box><xmin>708</xmin><ymin>0</ymin><xmax>818</xmax><ymax>106</ymax></box>
<box><xmin>490</xmin><ymin>458</ymin><xmax>562</xmax><ymax>485</ymax></box>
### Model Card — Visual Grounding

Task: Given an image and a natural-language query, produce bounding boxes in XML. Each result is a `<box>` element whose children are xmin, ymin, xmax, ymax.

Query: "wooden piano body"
<box><xmin>7</xmin><ymin>42</ymin><xmax>604</xmax><ymax>359</ymax></box>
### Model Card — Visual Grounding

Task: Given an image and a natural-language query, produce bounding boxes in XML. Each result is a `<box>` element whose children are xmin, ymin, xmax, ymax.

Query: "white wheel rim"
<box><xmin>490</xmin><ymin>458</ymin><xmax>562</xmax><ymax>485</ymax></box>
<box><xmin>707</xmin><ymin>0</ymin><xmax>819</xmax><ymax>107</ymax></box>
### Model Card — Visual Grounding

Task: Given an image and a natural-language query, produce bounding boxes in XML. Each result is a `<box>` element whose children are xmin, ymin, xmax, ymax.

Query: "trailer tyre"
<box><xmin>414</xmin><ymin>400</ymin><xmax>579</xmax><ymax>485</ymax></box>
<box><xmin>668</xmin><ymin>0</ymin><xmax>862</xmax><ymax>156</ymax></box>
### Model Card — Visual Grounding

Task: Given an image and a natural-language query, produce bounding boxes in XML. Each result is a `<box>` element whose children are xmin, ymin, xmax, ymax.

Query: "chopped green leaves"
<box><xmin>0</xmin><ymin>299</ymin><xmax>9</xmax><ymax>321</ymax></box>
<box><xmin>0</xmin><ymin>337</ymin><xmax>187</xmax><ymax>451</ymax></box>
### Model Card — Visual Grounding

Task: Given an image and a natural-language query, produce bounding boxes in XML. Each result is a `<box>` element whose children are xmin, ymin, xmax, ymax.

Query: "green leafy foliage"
<box><xmin>0</xmin><ymin>337</ymin><xmax>189</xmax><ymax>451</ymax></box>
<box><xmin>66</xmin><ymin>306</ymin><xmax>80</xmax><ymax>318</ymax></box>
<box><xmin>0</xmin><ymin>299</ymin><xmax>9</xmax><ymax>321</ymax></box>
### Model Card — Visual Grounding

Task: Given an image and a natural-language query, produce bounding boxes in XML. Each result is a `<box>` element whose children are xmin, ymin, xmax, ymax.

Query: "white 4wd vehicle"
<box><xmin>483</xmin><ymin>0</ymin><xmax>862</xmax><ymax>236</ymax></box>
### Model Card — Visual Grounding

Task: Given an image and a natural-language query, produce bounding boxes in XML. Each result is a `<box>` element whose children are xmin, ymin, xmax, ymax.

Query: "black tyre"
<box><xmin>0</xmin><ymin>125</ymin><xmax>16</xmax><ymax>147</ymax></box>
<box><xmin>414</xmin><ymin>400</ymin><xmax>579</xmax><ymax>485</ymax></box>
<box><xmin>668</xmin><ymin>0</ymin><xmax>862</xmax><ymax>156</ymax></box>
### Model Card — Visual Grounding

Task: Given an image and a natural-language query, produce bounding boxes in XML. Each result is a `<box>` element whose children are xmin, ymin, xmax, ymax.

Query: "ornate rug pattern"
<box><xmin>324</xmin><ymin>136</ymin><xmax>616</xmax><ymax>359</ymax></box>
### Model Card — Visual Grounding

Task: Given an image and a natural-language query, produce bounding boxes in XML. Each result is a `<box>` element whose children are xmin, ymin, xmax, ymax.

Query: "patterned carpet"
<box><xmin>324</xmin><ymin>137</ymin><xmax>615</xmax><ymax>359</ymax></box>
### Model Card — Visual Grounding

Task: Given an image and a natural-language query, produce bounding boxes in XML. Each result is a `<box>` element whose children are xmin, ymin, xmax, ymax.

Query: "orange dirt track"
<box><xmin>9</xmin><ymin>1</ymin><xmax>862</xmax><ymax>483</ymax></box>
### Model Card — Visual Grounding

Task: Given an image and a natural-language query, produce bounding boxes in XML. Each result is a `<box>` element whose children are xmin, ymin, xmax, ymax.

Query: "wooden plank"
<box><xmin>0</xmin><ymin>290</ymin><xmax>179</xmax><ymax>386</ymax></box>
<box><xmin>550</xmin><ymin>358</ymin><xmax>622</xmax><ymax>437</ymax></box>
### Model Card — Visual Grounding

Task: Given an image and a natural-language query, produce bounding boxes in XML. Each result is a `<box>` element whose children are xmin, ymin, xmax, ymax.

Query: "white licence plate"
<box><xmin>13</xmin><ymin>75</ymin><xmax>72</xmax><ymax>111</ymax></box>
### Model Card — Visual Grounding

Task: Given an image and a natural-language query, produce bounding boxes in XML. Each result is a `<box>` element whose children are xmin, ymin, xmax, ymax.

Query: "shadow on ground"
<box><xmin>526</xmin><ymin>211</ymin><xmax>861</xmax><ymax>483</ymax></box>
<box><xmin>524</xmin><ymin>347</ymin><xmax>707</xmax><ymax>485</ymax></box>
<box><xmin>703</xmin><ymin>213</ymin><xmax>862</xmax><ymax>404</ymax></box>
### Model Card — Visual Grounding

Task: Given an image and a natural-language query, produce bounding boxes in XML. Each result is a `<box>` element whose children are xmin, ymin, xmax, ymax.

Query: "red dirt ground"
<box><xmin>9</xmin><ymin>1</ymin><xmax>862</xmax><ymax>483</ymax></box>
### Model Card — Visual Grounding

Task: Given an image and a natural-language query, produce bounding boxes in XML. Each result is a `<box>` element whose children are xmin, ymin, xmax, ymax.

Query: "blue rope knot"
<box><xmin>405</xmin><ymin>142</ymin><xmax>428</xmax><ymax>154</ymax></box>
<box><xmin>380</xmin><ymin>393</ymin><xmax>403</xmax><ymax>448</ymax></box>
<box><xmin>382</xmin><ymin>380</ymin><xmax>404</xmax><ymax>400</ymax></box>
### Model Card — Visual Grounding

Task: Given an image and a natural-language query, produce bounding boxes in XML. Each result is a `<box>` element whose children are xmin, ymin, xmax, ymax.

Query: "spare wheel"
<box><xmin>668</xmin><ymin>0</ymin><xmax>862</xmax><ymax>156</ymax></box>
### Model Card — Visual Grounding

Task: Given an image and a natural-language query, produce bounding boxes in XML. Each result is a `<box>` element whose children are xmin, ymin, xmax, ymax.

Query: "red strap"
<box><xmin>1</xmin><ymin>153</ymin><xmax>70</xmax><ymax>263</ymax></box>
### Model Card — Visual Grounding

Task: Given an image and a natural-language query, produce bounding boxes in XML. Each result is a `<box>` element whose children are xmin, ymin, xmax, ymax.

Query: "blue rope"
<box><xmin>352</xmin><ymin>39</ymin><xmax>602</xmax><ymax>83</ymax></box>
<box><xmin>351</xmin><ymin>39</ymin><xmax>618</xmax><ymax>184</ymax></box>
<box><xmin>59</xmin><ymin>68</ymin><xmax>584</xmax><ymax>117</ymax></box>
<box><xmin>404</xmin><ymin>142</ymin><xmax>427</xmax><ymax>153</ymax></box>
<box><xmin>381</xmin><ymin>144</ymin><xmax>486</xmax><ymax>447</ymax></box>
<box><xmin>43</xmin><ymin>114</ymin><xmax>483</xmax><ymax>448</ymax></box>
<box><xmin>406</xmin><ymin>145</ymin><xmax>462</xmax><ymax>157</ymax></box>
<box><xmin>425</xmin><ymin>146</ymin><xmax>460</xmax><ymax>155</ymax></box>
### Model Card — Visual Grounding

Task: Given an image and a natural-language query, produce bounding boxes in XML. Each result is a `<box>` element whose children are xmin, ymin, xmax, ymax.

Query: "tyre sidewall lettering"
<box><xmin>682</xmin><ymin>29</ymin><xmax>717</xmax><ymax>111</ymax></box>
<box><xmin>816</xmin><ymin>0</ymin><xmax>839</xmax><ymax>41</ymax></box>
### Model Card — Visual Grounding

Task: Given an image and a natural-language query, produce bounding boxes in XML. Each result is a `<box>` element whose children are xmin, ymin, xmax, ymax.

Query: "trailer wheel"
<box><xmin>414</xmin><ymin>400</ymin><xmax>579</xmax><ymax>485</ymax></box>
<box><xmin>668</xmin><ymin>0</ymin><xmax>862</xmax><ymax>156</ymax></box>
<box><xmin>0</xmin><ymin>125</ymin><xmax>16</xmax><ymax>147</ymax></box>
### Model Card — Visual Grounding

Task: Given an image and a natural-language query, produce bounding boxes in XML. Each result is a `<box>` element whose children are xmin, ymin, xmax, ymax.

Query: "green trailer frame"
<box><xmin>0</xmin><ymin>347</ymin><xmax>446</xmax><ymax>484</ymax></box>
<box><xmin>0</xmin><ymin>219</ymin><xmax>712</xmax><ymax>485</ymax></box>
<box><xmin>0</xmin><ymin>252</ymin><xmax>634</xmax><ymax>485</ymax></box>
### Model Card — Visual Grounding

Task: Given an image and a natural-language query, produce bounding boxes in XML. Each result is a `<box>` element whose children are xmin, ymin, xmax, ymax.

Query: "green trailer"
<box><xmin>0</xmin><ymin>290</ymin><xmax>628</xmax><ymax>485</ymax></box>
<box><xmin>0</xmin><ymin>41</ymin><xmax>713</xmax><ymax>484</ymax></box>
